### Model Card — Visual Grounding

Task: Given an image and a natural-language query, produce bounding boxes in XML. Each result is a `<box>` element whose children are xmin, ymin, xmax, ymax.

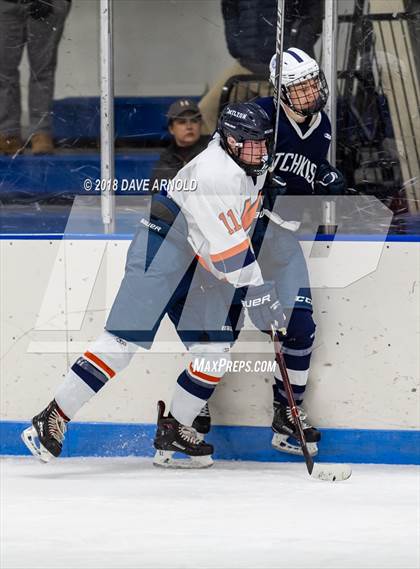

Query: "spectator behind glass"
<box><xmin>199</xmin><ymin>0</ymin><xmax>323</xmax><ymax>134</ymax></box>
<box><xmin>150</xmin><ymin>99</ymin><xmax>210</xmax><ymax>188</ymax></box>
<box><xmin>0</xmin><ymin>0</ymin><xmax>71</xmax><ymax>155</ymax></box>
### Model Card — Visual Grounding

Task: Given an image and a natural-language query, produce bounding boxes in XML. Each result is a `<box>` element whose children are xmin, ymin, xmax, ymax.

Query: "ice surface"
<box><xmin>1</xmin><ymin>457</ymin><xmax>419</xmax><ymax>569</ymax></box>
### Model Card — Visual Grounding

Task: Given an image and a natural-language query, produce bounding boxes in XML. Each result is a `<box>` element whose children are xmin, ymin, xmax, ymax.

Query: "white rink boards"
<box><xmin>1</xmin><ymin>237</ymin><xmax>418</xmax><ymax>431</ymax></box>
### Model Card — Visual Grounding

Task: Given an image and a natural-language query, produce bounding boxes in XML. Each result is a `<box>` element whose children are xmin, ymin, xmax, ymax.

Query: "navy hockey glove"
<box><xmin>241</xmin><ymin>281</ymin><xmax>286</xmax><ymax>335</ymax></box>
<box><xmin>263</xmin><ymin>174</ymin><xmax>287</xmax><ymax>212</ymax></box>
<box><xmin>314</xmin><ymin>161</ymin><xmax>346</xmax><ymax>196</ymax></box>
<box><xmin>30</xmin><ymin>0</ymin><xmax>53</xmax><ymax>20</ymax></box>
<box><xmin>271</xmin><ymin>174</ymin><xmax>287</xmax><ymax>192</ymax></box>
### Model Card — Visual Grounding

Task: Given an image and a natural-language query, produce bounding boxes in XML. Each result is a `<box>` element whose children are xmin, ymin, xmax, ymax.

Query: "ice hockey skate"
<box><xmin>191</xmin><ymin>402</ymin><xmax>211</xmax><ymax>441</ymax></box>
<box><xmin>21</xmin><ymin>400</ymin><xmax>68</xmax><ymax>463</ymax></box>
<box><xmin>271</xmin><ymin>394</ymin><xmax>320</xmax><ymax>457</ymax></box>
<box><xmin>153</xmin><ymin>401</ymin><xmax>214</xmax><ymax>469</ymax></box>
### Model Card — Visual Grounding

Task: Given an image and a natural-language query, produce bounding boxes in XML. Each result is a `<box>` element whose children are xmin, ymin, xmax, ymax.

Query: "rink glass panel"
<box><xmin>1</xmin><ymin>0</ymin><xmax>419</xmax><ymax>233</ymax></box>
<box><xmin>335</xmin><ymin>0</ymin><xmax>420</xmax><ymax>225</ymax></box>
<box><xmin>0</xmin><ymin>0</ymin><xmax>101</xmax><ymax>233</ymax></box>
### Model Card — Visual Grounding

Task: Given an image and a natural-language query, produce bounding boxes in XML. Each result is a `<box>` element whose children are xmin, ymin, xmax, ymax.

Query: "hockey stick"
<box><xmin>272</xmin><ymin>328</ymin><xmax>352</xmax><ymax>482</ymax></box>
<box><xmin>271</xmin><ymin>0</ymin><xmax>285</xmax><ymax>167</ymax></box>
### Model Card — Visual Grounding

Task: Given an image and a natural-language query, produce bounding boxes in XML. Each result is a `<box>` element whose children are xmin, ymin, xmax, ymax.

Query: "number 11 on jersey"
<box><xmin>219</xmin><ymin>210</ymin><xmax>241</xmax><ymax>235</ymax></box>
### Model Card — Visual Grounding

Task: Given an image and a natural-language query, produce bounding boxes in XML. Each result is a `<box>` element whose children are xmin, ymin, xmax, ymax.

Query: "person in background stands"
<box><xmin>0</xmin><ymin>0</ymin><xmax>71</xmax><ymax>155</ymax></box>
<box><xmin>150</xmin><ymin>99</ymin><xmax>210</xmax><ymax>187</ymax></box>
<box><xmin>199</xmin><ymin>0</ymin><xmax>323</xmax><ymax>134</ymax></box>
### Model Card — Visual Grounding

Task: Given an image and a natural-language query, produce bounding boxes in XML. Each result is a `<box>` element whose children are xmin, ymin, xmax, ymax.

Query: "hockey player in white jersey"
<box><xmin>21</xmin><ymin>102</ymin><xmax>285</xmax><ymax>467</ymax></box>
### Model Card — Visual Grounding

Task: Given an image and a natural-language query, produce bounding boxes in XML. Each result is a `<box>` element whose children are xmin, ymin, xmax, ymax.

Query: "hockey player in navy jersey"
<box><xmin>254</xmin><ymin>47</ymin><xmax>346</xmax><ymax>455</ymax></box>
<box><xmin>162</xmin><ymin>48</ymin><xmax>347</xmax><ymax>464</ymax></box>
<box><xmin>21</xmin><ymin>102</ymin><xmax>287</xmax><ymax>468</ymax></box>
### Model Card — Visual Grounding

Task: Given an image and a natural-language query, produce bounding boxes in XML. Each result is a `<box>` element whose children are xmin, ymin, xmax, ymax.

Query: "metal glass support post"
<box><xmin>322</xmin><ymin>0</ymin><xmax>338</xmax><ymax>233</ymax></box>
<box><xmin>324</xmin><ymin>0</ymin><xmax>338</xmax><ymax>165</ymax></box>
<box><xmin>100</xmin><ymin>0</ymin><xmax>115</xmax><ymax>233</ymax></box>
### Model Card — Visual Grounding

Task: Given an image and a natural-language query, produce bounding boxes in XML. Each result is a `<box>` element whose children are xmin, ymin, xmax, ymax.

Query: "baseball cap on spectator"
<box><xmin>167</xmin><ymin>99</ymin><xmax>202</xmax><ymax>121</ymax></box>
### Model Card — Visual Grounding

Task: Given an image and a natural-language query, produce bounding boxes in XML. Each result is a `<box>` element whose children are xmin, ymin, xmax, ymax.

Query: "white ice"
<box><xmin>1</xmin><ymin>457</ymin><xmax>419</xmax><ymax>569</ymax></box>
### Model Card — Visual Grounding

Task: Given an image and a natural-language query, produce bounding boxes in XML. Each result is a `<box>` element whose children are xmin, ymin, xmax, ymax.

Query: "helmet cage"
<box><xmin>281</xmin><ymin>69</ymin><xmax>329</xmax><ymax>117</ymax></box>
<box><xmin>223</xmin><ymin>134</ymin><xmax>273</xmax><ymax>176</ymax></box>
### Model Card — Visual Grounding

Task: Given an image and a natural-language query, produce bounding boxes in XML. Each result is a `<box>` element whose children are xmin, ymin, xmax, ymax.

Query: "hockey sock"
<box><xmin>170</xmin><ymin>343</ymin><xmax>230</xmax><ymax>426</ymax></box>
<box><xmin>274</xmin><ymin>309</ymin><xmax>315</xmax><ymax>406</ymax></box>
<box><xmin>55</xmin><ymin>331</ymin><xmax>136</xmax><ymax>419</ymax></box>
<box><xmin>171</xmin><ymin>364</ymin><xmax>223</xmax><ymax>426</ymax></box>
<box><xmin>274</xmin><ymin>346</ymin><xmax>312</xmax><ymax>406</ymax></box>
<box><xmin>55</xmin><ymin>354</ymin><xmax>113</xmax><ymax>419</ymax></box>
<box><xmin>274</xmin><ymin>371</ymin><xmax>307</xmax><ymax>406</ymax></box>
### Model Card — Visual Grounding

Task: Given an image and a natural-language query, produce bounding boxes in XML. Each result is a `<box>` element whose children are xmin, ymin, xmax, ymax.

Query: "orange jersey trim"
<box><xmin>189</xmin><ymin>363</ymin><xmax>221</xmax><ymax>383</ymax></box>
<box><xmin>241</xmin><ymin>195</ymin><xmax>261</xmax><ymax>230</ymax></box>
<box><xmin>84</xmin><ymin>351</ymin><xmax>116</xmax><ymax>379</ymax></box>
<box><xmin>196</xmin><ymin>254</ymin><xmax>211</xmax><ymax>271</ymax></box>
<box><xmin>210</xmin><ymin>238</ymin><xmax>250</xmax><ymax>263</ymax></box>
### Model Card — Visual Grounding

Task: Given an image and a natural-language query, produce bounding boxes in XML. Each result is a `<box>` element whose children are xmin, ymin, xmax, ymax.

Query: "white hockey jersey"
<box><xmin>167</xmin><ymin>134</ymin><xmax>266</xmax><ymax>288</ymax></box>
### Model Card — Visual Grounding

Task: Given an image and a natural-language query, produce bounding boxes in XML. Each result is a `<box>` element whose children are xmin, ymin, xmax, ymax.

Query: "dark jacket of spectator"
<box><xmin>284</xmin><ymin>0</ymin><xmax>324</xmax><ymax>58</ymax></box>
<box><xmin>222</xmin><ymin>0</ymin><xmax>323</xmax><ymax>73</ymax></box>
<box><xmin>222</xmin><ymin>0</ymin><xmax>276</xmax><ymax>74</ymax></box>
<box><xmin>150</xmin><ymin>136</ymin><xmax>210</xmax><ymax>186</ymax></box>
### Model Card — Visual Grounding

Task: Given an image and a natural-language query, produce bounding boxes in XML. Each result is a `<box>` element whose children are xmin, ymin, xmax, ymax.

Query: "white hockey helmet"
<box><xmin>269</xmin><ymin>48</ymin><xmax>329</xmax><ymax>116</ymax></box>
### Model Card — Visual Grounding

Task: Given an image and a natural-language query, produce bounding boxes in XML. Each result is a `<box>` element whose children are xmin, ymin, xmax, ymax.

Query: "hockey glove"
<box><xmin>30</xmin><ymin>0</ymin><xmax>53</xmax><ymax>20</ymax></box>
<box><xmin>262</xmin><ymin>174</ymin><xmax>287</xmax><ymax>213</ymax></box>
<box><xmin>314</xmin><ymin>160</ymin><xmax>346</xmax><ymax>196</ymax></box>
<box><xmin>241</xmin><ymin>281</ymin><xmax>286</xmax><ymax>335</ymax></box>
<box><xmin>271</xmin><ymin>174</ymin><xmax>287</xmax><ymax>191</ymax></box>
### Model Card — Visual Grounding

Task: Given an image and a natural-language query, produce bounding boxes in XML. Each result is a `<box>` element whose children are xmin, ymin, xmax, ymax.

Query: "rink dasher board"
<box><xmin>1</xmin><ymin>235</ymin><xmax>419</xmax><ymax>464</ymax></box>
<box><xmin>1</xmin><ymin>420</ymin><xmax>419</xmax><ymax>464</ymax></box>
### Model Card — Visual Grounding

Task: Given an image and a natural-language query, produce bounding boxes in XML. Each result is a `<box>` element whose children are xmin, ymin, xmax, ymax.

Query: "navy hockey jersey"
<box><xmin>257</xmin><ymin>97</ymin><xmax>331</xmax><ymax>195</ymax></box>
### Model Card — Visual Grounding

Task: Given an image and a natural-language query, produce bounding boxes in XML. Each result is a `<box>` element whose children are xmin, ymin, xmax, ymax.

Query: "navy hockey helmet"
<box><xmin>218</xmin><ymin>102</ymin><xmax>273</xmax><ymax>175</ymax></box>
<box><xmin>269</xmin><ymin>48</ymin><xmax>329</xmax><ymax>117</ymax></box>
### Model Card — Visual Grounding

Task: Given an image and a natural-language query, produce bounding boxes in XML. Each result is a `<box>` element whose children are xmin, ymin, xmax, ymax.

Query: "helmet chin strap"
<box><xmin>283</xmin><ymin>103</ymin><xmax>307</xmax><ymax>123</ymax></box>
<box><xmin>280</xmin><ymin>100</ymin><xmax>305</xmax><ymax>122</ymax></box>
